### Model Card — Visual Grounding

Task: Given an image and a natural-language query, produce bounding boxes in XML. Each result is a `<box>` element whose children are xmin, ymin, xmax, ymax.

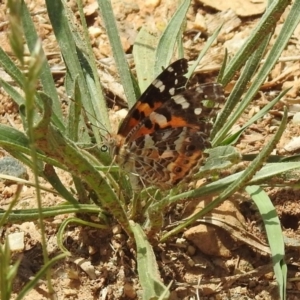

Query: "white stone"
<box><xmin>7</xmin><ymin>232</ymin><xmax>25</xmax><ymax>251</ymax></box>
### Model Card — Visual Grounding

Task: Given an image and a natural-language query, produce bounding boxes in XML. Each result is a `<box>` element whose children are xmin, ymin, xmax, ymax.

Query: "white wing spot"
<box><xmin>160</xmin><ymin>150</ymin><xmax>175</xmax><ymax>159</ymax></box>
<box><xmin>167</xmin><ymin>66</ymin><xmax>174</xmax><ymax>72</ymax></box>
<box><xmin>161</xmin><ymin>130</ymin><xmax>173</xmax><ymax>140</ymax></box>
<box><xmin>153</xmin><ymin>79</ymin><xmax>165</xmax><ymax>92</ymax></box>
<box><xmin>197</xmin><ymin>86</ymin><xmax>204</xmax><ymax>93</ymax></box>
<box><xmin>150</xmin><ymin>112</ymin><xmax>168</xmax><ymax>126</ymax></box>
<box><xmin>169</xmin><ymin>87</ymin><xmax>175</xmax><ymax>95</ymax></box>
<box><xmin>143</xmin><ymin>135</ymin><xmax>155</xmax><ymax>148</ymax></box>
<box><xmin>173</xmin><ymin>95</ymin><xmax>190</xmax><ymax>109</ymax></box>
<box><xmin>194</xmin><ymin>108</ymin><xmax>202</xmax><ymax>115</ymax></box>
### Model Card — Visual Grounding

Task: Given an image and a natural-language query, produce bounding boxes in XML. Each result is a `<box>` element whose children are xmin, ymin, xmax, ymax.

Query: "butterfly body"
<box><xmin>108</xmin><ymin>59</ymin><xmax>225</xmax><ymax>190</ymax></box>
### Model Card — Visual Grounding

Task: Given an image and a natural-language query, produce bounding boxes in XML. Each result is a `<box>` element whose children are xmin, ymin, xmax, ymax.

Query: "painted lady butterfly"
<box><xmin>107</xmin><ymin>58</ymin><xmax>225</xmax><ymax>190</ymax></box>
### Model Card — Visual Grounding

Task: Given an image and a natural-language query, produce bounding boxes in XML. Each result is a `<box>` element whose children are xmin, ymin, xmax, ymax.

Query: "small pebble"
<box><xmin>292</xmin><ymin>112</ymin><xmax>300</xmax><ymax>124</ymax></box>
<box><xmin>112</xmin><ymin>224</ymin><xmax>122</xmax><ymax>234</ymax></box>
<box><xmin>123</xmin><ymin>282</ymin><xmax>136</xmax><ymax>299</ymax></box>
<box><xmin>7</xmin><ymin>232</ymin><xmax>24</xmax><ymax>251</ymax></box>
<box><xmin>194</xmin><ymin>12</ymin><xmax>207</xmax><ymax>31</ymax></box>
<box><xmin>187</xmin><ymin>245</ymin><xmax>196</xmax><ymax>256</ymax></box>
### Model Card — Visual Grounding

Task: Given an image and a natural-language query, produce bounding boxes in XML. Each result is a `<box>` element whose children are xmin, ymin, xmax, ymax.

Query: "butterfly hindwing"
<box><xmin>122</xmin><ymin>82</ymin><xmax>225</xmax><ymax>189</ymax></box>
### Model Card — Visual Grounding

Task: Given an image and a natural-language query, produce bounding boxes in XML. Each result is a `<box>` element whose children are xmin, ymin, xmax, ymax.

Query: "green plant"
<box><xmin>0</xmin><ymin>0</ymin><xmax>299</xmax><ymax>299</ymax></box>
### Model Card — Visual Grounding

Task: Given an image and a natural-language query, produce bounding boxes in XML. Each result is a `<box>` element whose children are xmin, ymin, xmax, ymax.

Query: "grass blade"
<box><xmin>21</xmin><ymin>0</ymin><xmax>63</xmax><ymax>123</ymax></box>
<box><xmin>222</xmin><ymin>0</ymin><xmax>290</xmax><ymax>84</ymax></box>
<box><xmin>130</xmin><ymin>221</ymin><xmax>170</xmax><ymax>300</ymax></box>
<box><xmin>45</xmin><ymin>0</ymin><xmax>106</xmax><ymax>142</ymax></box>
<box><xmin>246</xmin><ymin>186</ymin><xmax>286</xmax><ymax>300</ymax></box>
<box><xmin>97</xmin><ymin>0</ymin><xmax>138</xmax><ymax>107</ymax></box>
<box><xmin>154</xmin><ymin>0</ymin><xmax>190</xmax><ymax>74</ymax></box>
<box><xmin>133</xmin><ymin>27</ymin><xmax>157</xmax><ymax>93</ymax></box>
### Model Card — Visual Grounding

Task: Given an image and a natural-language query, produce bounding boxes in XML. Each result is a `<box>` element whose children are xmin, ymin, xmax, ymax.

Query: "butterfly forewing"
<box><xmin>117</xmin><ymin>59</ymin><xmax>188</xmax><ymax>137</ymax></box>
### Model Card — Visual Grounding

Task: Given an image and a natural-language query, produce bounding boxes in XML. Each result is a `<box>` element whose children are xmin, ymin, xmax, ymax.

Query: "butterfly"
<box><xmin>106</xmin><ymin>58</ymin><xmax>225</xmax><ymax>190</ymax></box>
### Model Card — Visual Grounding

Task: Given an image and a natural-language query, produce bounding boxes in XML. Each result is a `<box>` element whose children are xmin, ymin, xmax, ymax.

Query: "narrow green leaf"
<box><xmin>133</xmin><ymin>27</ymin><xmax>157</xmax><ymax>93</ymax></box>
<box><xmin>217</xmin><ymin>88</ymin><xmax>289</xmax><ymax>146</ymax></box>
<box><xmin>222</xmin><ymin>0</ymin><xmax>290</xmax><ymax>84</ymax></box>
<box><xmin>43</xmin><ymin>164</ymin><xmax>79</xmax><ymax>205</ymax></box>
<box><xmin>0</xmin><ymin>123</ymin><xmax>71</xmax><ymax>172</ymax></box>
<box><xmin>45</xmin><ymin>0</ymin><xmax>106</xmax><ymax>142</ymax></box>
<box><xmin>0</xmin><ymin>77</ymin><xmax>25</xmax><ymax>106</ymax></box>
<box><xmin>0</xmin><ymin>241</ymin><xmax>21</xmax><ymax>300</ymax></box>
<box><xmin>97</xmin><ymin>0</ymin><xmax>137</xmax><ymax>108</ymax></box>
<box><xmin>0</xmin><ymin>204</ymin><xmax>102</xmax><ymax>224</ymax></box>
<box><xmin>57</xmin><ymin>217</ymin><xmax>108</xmax><ymax>254</ymax></box>
<box><xmin>0</xmin><ymin>47</ymin><xmax>25</xmax><ymax>86</ymax></box>
<box><xmin>186</xmin><ymin>25</ymin><xmax>222</xmax><ymax>81</ymax></box>
<box><xmin>130</xmin><ymin>221</ymin><xmax>170</xmax><ymax>300</ymax></box>
<box><xmin>213</xmin><ymin>33</ymin><xmax>270</xmax><ymax>142</ymax></box>
<box><xmin>76</xmin><ymin>0</ymin><xmax>111</xmax><ymax>132</ymax></box>
<box><xmin>7</xmin><ymin>0</ymin><xmax>24</xmax><ymax>64</ymax></box>
<box><xmin>21</xmin><ymin>0</ymin><xmax>63</xmax><ymax>123</ymax></box>
<box><xmin>66</xmin><ymin>76</ymin><xmax>82</xmax><ymax>141</ymax></box>
<box><xmin>154</xmin><ymin>0</ymin><xmax>190</xmax><ymax>74</ymax></box>
<box><xmin>246</xmin><ymin>186</ymin><xmax>286</xmax><ymax>300</ymax></box>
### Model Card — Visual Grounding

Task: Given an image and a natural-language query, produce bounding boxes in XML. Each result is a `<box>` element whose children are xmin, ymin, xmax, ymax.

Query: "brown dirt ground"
<box><xmin>1</xmin><ymin>0</ymin><xmax>300</xmax><ymax>299</ymax></box>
